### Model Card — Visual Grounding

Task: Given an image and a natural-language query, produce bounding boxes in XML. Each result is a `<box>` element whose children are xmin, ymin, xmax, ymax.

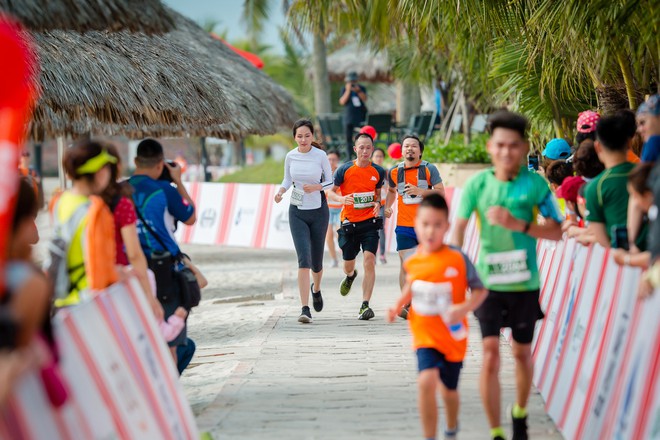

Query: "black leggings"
<box><xmin>289</xmin><ymin>202</ymin><xmax>329</xmax><ymax>272</ymax></box>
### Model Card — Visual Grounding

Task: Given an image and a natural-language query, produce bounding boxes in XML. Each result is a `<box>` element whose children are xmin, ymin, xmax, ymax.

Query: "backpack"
<box><xmin>45</xmin><ymin>195</ymin><xmax>118</xmax><ymax>302</ymax></box>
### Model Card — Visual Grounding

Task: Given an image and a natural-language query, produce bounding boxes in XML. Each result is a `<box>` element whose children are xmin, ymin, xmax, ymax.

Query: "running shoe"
<box><xmin>298</xmin><ymin>306</ymin><xmax>312</xmax><ymax>324</ymax></box>
<box><xmin>340</xmin><ymin>270</ymin><xmax>358</xmax><ymax>296</ymax></box>
<box><xmin>311</xmin><ymin>283</ymin><xmax>323</xmax><ymax>312</ymax></box>
<box><xmin>358</xmin><ymin>303</ymin><xmax>374</xmax><ymax>320</ymax></box>
<box><xmin>379</xmin><ymin>255</ymin><xmax>387</xmax><ymax>264</ymax></box>
<box><xmin>331</xmin><ymin>259</ymin><xmax>339</xmax><ymax>268</ymax></box>
<box><xmin>511</xmin><ymin>410</ymin><xmax>528</xmax><ymax>440</ymax></box>
<box><xmin>493</xmin><ymin>436</ymin><xmax>506</xmax><ymax>440</ymax></box>
<box><xmin>398</xmin><ymin>304</ymin><xmax>410</xmax><ymax>320</ymax></box>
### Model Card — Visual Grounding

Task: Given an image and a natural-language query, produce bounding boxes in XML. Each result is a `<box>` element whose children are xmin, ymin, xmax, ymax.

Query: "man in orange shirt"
<box><xmin>388</xmin><ymin>194</ymin><xmax>487</xmax><ymax>440</ymax></box>
<box><xmin>333</xmin><ymin>133</ymin><xmax>386</xmax><ymax>320</ymax></box>
<box><xmin>385</xmin><ymin>135</ymin><xmax>444</xmax><ymax>316</ymax></box>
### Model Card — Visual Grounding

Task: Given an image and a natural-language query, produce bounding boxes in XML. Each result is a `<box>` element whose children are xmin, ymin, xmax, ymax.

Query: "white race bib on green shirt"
<box><xmin>353</xmin><ymin>191</ymin><xmax>375</xmax><ymax>209</ymax></box>
<box><xmin>411</xmin><ymin>280</ymin><xmax>452</xmax><ymax>316</ymax></box>
<box><xmin>485</xmin><ymin>249</ymin><xmax>531</xmax><ymax>285</ymax></box>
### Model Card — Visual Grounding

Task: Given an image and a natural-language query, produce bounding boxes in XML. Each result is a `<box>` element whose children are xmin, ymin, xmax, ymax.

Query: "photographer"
<box><xmin>129</xmin><ymin>139</ymin><xmax>196</xmax><ymax>364</ymax></box>
<box><xmin>339</xmin><ymin>71</ymin><xmax>367</xmax><ymax>160</ymax></box>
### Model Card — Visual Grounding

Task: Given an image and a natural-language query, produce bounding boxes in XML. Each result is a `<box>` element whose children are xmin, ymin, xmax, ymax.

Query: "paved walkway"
<box><xmin>181</xmin><ymin>248</ymin><xmax>562</xmax><ymax>439</ymax></box>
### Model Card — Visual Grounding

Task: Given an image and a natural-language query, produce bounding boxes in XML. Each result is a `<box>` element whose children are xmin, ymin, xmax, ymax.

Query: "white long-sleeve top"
<box><xmin>280</xmin><ymin>147</ymin><xmax>334</xmax><ymax>210</ymax></box>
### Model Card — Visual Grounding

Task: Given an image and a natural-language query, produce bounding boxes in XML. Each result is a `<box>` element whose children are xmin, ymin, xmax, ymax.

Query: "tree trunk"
<box><xmin>396</xmin><ymin>80</ymin><xmax>421</xmax><ymax>124</ymax></box>
<box><xmin>312</xmin><ymin>31</ymin><xmax>331</xmax><ymax>115</ymax></box>
<box><xmin>616</xmin><ymin>51</ymin><xmax>637</xmax><ymax>109</ymax></box>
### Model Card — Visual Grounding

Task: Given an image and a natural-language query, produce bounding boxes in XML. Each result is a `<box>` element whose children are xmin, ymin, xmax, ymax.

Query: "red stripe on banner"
<box><xmin>251</xmin><ymin>185</ymin><xmax>273</xmax><ymax>248</ymax></box>
<box><xmin>574</xmin><ymin>266</ymin><xmax>624</xmax><ymax>438</ymax></box>
<box><xmin>53</xmin><ymin>404</ymin><xmax>74</xmax><ymax>440</ymax></box>
<box><xmin>533</xmin><ymin>243</ymin><xmax>573</xmax><ymax>360</ymax></box>
<box><xmin>181</xmin><ymin>182</ymin><xmax>200</xmax><ymax>244</ymax></box>
<box><xmin>444</xmin><ymin>187</ymin><xmax>455</xmax><ymax>209</ymax></box>
<box><xmin>539</xmin><ymin>243</ymin><xmax>559</xmax><ymax>303</ymax></box>
<box><xmin>538</xmin><ymin>246</ymin><xmax>593</xmax><ymax>391</ymax></box>
<box><xmin>260</xmin><ymin>185</ymin><xmax>277</xmax><ymax>247</ymax></box>
<box><xmin>599</xmin><ymin>298</ymin><xmax>644</xmax><ymax>439</ymax></box>
<box><xmin>97</xmin><ymin>295</ymin><xmax>174</xmax><ymax>440</ymax></box>
<box><xmin>72</xmin><ymin>398</ymin><xmax>95</xmax><ymax>439</ymax></box>
<box><xmin>547</xmin><ymin>248</ymin><xmax>609</xmax><ymax>412</ymax></box>
<box><xmin>6</xmin><ymin>397</ymin><xmax>30</xmax><ymax>439</ymax></box>
<box><xmin>632</xmin><ymin>317</ymin><xmax>660</xmax><ymax>440</ymax></box>
<box><xmin>63</xmin><ymin>317</ymin><xmax>132</xmax><ymax>440</ymax></box>
<box><xmin>216</xmin><ymin>183</ymin><xmax>238</xmax><ymax>245</ymax></box>
<box><xmin>123</xmin><ymin>281</ymin><xmax>196</xmax><ymax>436</ymax></box>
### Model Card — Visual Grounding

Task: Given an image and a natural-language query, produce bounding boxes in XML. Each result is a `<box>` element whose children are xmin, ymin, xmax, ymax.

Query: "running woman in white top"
<box><xmin>274</xmin><ymin>119</ymin><xmax>334</xmax><ymax>323</ymax></box>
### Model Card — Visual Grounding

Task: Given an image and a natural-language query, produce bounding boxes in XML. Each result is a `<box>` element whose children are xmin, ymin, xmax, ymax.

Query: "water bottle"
<box><xmin>443</xmin><ymin>312</ymin><xmax>467</xmax><ymax>340</ymax></box>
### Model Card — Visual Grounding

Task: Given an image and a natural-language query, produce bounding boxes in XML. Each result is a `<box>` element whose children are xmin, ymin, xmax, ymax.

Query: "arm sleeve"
<box><xmin>375</xmin><ymin>165</ymin><xmax>386</xmax><ymax>189</ymax></box>
<box><xmin>461</xmin><ymin>251</ymin><xmax>484</xmax><ymax>290</ymax></box>
<box><xmin>456</xmin><ymin>177</ymin><xmax>477</xmax><ymax>220</ymax></box>
<box><xmin>388</xmin><ymin>167</ymin><xmax>396</xmax><ymax>187</ymax></box>
<box><xmin>334</xmin><ymin>163</ymin><xmax>348</xmax><ymax>186</ymax></box>
<box><xmin>280</xmin><ymin>153</ymin><xmax>293</xmax><ymax>190</ymax></box>
<box><xmin>585</xmin><ymin>181</ymin><xmax>605</xmax><ymax>223</ymax></box>
<box><xmin>320</xmin><ymin>153</ymin><xmax>334</xmax><ymax>190</ymax></box>
<box><xmin>427</xmin><ymin>164</ymin><xmax>443</xmax><ymax>186</ymax></box>
<box><xmin>164</xmin><ymin>184</ymin><xmax>194</xmax><ymax>223</ymax></box>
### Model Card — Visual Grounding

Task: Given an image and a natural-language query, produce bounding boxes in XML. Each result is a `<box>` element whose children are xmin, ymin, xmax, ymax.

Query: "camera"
<box><xmin>159</xmin><ymin>160</ymin><xmax>177</xmax><ymax>182</ymax></box>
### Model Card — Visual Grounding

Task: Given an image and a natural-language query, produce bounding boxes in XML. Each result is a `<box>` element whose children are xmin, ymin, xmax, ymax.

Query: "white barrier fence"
<box><xmin>0</xmin><ymin>278</ymin><xmax>199</xmax><ymax>439</ymax></box>
<box><xmin>177</xmin><ymin>182</ymin><xmax>660</xmax><ymax>439</ymax></box>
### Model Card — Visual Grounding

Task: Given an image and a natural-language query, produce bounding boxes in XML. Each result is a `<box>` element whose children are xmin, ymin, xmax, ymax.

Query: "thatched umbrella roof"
<box><xmin>324</xmin><ymin>43</ymin><xmax>393</xmax><ymax>83</ymax></box>
<box><xmin>1</xmin><ymin>1</ymin><xmax>297</xmax><ymax>140</ymax></box>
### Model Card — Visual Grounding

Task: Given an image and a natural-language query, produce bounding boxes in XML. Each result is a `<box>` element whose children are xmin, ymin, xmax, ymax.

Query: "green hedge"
<box><xmin>218</xmin><ymin>159</ymin><xmax>284</xmax><ymax>184</ymax></box>
<box><xmin>423</xmin><ymin>133</ymin><xmax>490</xmax><ymax>164</ymax></box>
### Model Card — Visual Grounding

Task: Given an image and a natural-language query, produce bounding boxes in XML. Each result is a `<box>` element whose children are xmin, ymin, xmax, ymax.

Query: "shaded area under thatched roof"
<box><xmin>3</xmin><ymin>1</ymin><xmax>297</xmax><ymax>141</ymax></box>
<box><xmin>0</xmin><ymin>0</ymin><xmax>173</xmax><ymax>33</ymax></box>
<box><xmin>325</xmin><ymin>43</ymin><xmax>393</xmax><ymax>83</ymax></box>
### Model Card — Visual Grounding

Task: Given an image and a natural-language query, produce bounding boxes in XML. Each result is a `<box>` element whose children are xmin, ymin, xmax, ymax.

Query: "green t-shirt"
<box><xmin>584</xmin><ymin>162</ymin><xmax>635</xmax><ymax>242</ymax></box>
<box><xmin>457</xmin><ymin>167</ymin><xmax>563</xmax><ymax>292</ymax></box>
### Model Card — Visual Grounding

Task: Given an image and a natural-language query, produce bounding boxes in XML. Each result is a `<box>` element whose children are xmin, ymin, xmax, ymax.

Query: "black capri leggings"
<box><xmin>289</xmin><ymin>202</ymin><xmax>329</xmax><ymax>272</ymax></box>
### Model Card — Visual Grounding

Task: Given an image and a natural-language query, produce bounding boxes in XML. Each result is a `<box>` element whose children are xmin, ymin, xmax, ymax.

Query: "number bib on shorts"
<box><xmin>410</xmin><ymin>280</ymin><xmax>452</xmax><ymax>316</ymax></box>
<box><xmin>484</xmin><ymin>249</ymin><xmax>531</xmax><ymax>285</ymax></box>
<box><xmin>353</xmin><ymin>191</ymin><xmax>375</xmax><ymax>209</ymax></box>
<box><xmin>290</xmin><ymin>187</ymin><xmax>304</xmax><ymax>207</ymax></box>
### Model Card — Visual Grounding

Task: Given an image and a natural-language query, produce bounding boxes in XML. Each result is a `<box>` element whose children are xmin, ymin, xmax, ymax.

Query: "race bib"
<box><xmin>351</xmin><ymin>96</ymin><xmax>362</xmax><ymax>107</ymax></box>
<box><xmin>353</xmin><ymin>191</ymin><xmax>375</xmax><ymax>209</ymax></box>
<box><xmin>410</xmin><ymin>280</ymin><xmax>453</xmax><ymax>316</ymax></box>
<box><xmin>290</xmin><ymin>187</ymin><xmax>304</xmax><ymax>207</ymax></box>
<box><xmin>402</xmin><ymin>192</ymin><xmax>422</xmax><ymax>205</ymax></box>
<box><xmin>485</xmin><ymin>249</ymin><xmax>531</xmax><ymax>285</ymax></box>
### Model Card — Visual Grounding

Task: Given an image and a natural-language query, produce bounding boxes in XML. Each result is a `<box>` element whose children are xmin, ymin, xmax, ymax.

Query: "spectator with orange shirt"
<box><xmin>332</xmin><ymin>133</ymin><xmax>386</xmax><ymax>320</ymax></box>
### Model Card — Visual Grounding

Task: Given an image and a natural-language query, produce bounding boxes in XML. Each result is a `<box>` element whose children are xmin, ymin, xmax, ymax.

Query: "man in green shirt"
<box><xmin>582</xmin><ymin>115</ymin><xmax>636</xmax><ymax>248</ymax></box>
<box><xmin>452</xmin><ymin>111</ymin><xmax>563</xmax><ymax>440</ymax></box>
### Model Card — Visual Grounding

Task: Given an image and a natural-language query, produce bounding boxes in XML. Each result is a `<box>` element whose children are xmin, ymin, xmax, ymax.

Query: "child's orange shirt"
<box><xmin>404</xmin><ymin>245</ymin><xmax>483</xmax><ymax>362</ymax></box>
<box><xmin>334</xmin><ymin>160</ymin><xmax>386</xmax><ymax>223</ymax></box>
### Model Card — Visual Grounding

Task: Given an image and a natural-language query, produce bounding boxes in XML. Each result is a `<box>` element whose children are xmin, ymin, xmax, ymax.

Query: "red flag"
<box><xmin>0</xmin><ymin>15</ymin><xmax>39</xmax><ymax>297</ymax></box>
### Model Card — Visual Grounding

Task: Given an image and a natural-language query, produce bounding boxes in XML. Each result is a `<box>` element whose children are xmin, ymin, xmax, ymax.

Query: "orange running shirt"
<box><xmin>627</xmin><ymin>150</ymin><xmax>641</xmax><ymax>164</ymax></box>
<box><xmin>388</xmin><ymin>162</ymin><xmax>442</xmax><ymax>227</ymax></box>
<box><xmin>334</xmin><ymin>161</ymin><xmax>386</xmax><ymax>223</ymax></box>
<box><xmin>404</xmin><ymin>246</ymin><xmax>483</xmax><ymax>362</ymax></box>
<box><xmin>327</xmin><ymin>187</ymin><xmax>343</xmax><ymax>209</ymax></box>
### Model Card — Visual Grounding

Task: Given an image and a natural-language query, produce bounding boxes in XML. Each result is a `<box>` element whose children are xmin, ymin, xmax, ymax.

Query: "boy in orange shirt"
<box><xmin>388</xmin><ymin>193</ymin><xmax>487</xmax><ymax>440</ymax></box>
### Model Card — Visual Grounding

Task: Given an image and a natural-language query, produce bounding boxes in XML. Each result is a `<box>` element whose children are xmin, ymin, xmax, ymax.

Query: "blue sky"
<box><xmin>162</xmin><ymin>0</ymin><xmax>287</xmax><ymax>54</ymax></box>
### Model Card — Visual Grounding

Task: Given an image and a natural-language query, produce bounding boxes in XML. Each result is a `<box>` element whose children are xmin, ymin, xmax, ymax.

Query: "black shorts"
<box><xmin>416</xmin><ymin>348</ymin><xmax>463</xmax><ymax>390</ymax></box>
<box><xmin>337</xmin><ymin>221</ymin><xmax>380</xmax><ymax>261</ymax></box>
<box><xmin>474</xmin><ymin>289</ymin><xmax>544</xmax><ymax>344</ymax></box>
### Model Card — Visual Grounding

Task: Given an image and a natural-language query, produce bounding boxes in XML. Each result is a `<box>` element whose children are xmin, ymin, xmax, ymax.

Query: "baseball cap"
<box><xmin>542</xmin><ymin>138</ymin><xmax>572</xmax><ymax>160</ymax></box>
<box><xmin>637</xmin><ymin>94</ymin><xmax>660</xmax><ymax>117</ymax></box>
<box><xmin>345</xmin><ymin>71</ymin><xmax>359</xmax><ymax>82</ymax></box>
<box><xmin>577</xmin><ymin>110</ymin><xmax>600</xmax><ymax>133</ymax></box>
<box><xmin>556</xmin><ymin>176</ymin><xmax>586</xmax><ymax>203</ymax></box>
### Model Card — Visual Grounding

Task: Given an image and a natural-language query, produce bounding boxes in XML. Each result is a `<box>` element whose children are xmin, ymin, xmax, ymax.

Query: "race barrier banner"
<box><xmin>176</xmin><ymin>181</ymin><xmax>660</xmax><ymax>438</ymax></box>
<box><xmin>0</xmin><ymin>277</ymin><xmax>199</xmax><ymax>439</ymax></box>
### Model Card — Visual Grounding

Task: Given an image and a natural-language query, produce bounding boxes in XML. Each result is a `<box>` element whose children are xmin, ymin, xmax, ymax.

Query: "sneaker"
<box><xmin>493</xmin><ymin>436</ymin><xmax>506</xmax><ymax>440</ymax></box>
<box><xmin>340</xmin><ymin>270</ymin><xmax>358</xmax><ymax>296</ymax></box>
<box><xmin>444</xmin><ymin>423</ymin><xmax>459</xmax><ymax>439</ymax></box>
<box><xmin>331</xmin><ymin>259</ymin><xmax>339</xmax><ymax>268</ymax></box>
<box><xmin>379</xmin><ymin>255</ymin><xmax>387</xmax><ymax>264</ymax></box>
<box><xmin>511</xmin><ymin>410</ymin><xmax>528</xmax><ymax>440</ymax></box>
<box><xmin>298</xmin><ymin>306</ymin><xmax>312</xmax><ymax>324</ymax></box>
<box><xmin>398</xmin><ymin>304</ymin><xmax>410</xmax><ymax>320</ymax></box>
<box><xmin>358</xmin><ymin>303</ymin><xmax>375</xmax><ymax>320</ymax></box>
<box><xmin>311</xmin><ymin>283</ymin><xmax>323</xmax><ymax>312</ymax></box>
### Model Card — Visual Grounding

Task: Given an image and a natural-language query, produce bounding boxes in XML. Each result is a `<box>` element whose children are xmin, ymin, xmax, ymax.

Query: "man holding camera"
<box><xmin>129</xmin><ymin>139</ymin><xmax>196</xmax><ymax>361</ymax></box>
<box><xmin>339</xmin><ymin>71</ymin><xmax>368</xmax><ymax>160</ymax></box>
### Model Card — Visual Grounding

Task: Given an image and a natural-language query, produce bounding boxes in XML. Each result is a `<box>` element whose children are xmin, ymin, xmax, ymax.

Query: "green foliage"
<box><xmin>218</xmin><ymin>159</ymin><xmax>284</xmax><ymax>184</ymax></box>
<box><xmin>424</xmin><ymin>133</ymin><xmax>490</xmax><ymax>164</ymax></box>
<box><xmin>243</xmin><ymin>132</ymin><xmax>294</xmax><ymax>149</ymax></box>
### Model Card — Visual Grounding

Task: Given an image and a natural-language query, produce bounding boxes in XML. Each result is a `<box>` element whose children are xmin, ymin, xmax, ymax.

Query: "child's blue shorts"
<box><xmin>416</xmin><ymin>347</ymin><xmax>463</xmax><ymax>390</ymax></box>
